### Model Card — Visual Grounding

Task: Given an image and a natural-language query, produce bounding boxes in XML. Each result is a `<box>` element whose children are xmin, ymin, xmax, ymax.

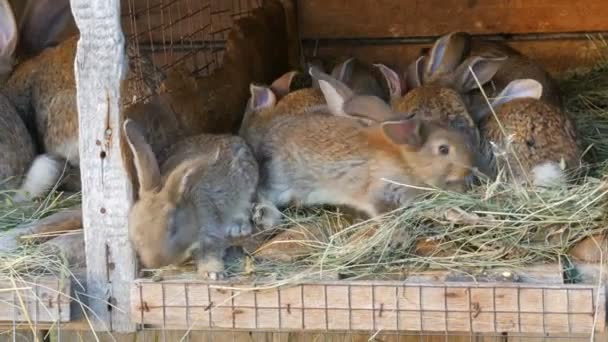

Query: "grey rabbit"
<box><xmin>123</xmin><ymin>119</ymin><xmax>259</xmax><ymax>279</ymax></box>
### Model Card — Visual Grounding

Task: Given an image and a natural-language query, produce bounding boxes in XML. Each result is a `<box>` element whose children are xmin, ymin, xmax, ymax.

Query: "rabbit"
<box><xmin>249</xmin><ymin>81</ymin><xmax>474</xmax><ymax>219</ymax></box>
<box><xmin>406</xmin><ymin>32</ymin><xmax>562</xmax><ymax>123</ymax></box>
<box><xmin>390</xmin><ymin>38</ymin><xmax>507</xmax><ymax>178</ymax></box>
<box><xmin>0</xmin><ymin>0</ymin><xmax>65</xmax><ymax>201</ymax></box>
<box><xmin>1</xmin><ymin>0</ymin><xmax>293</xmax><ymax>200</ymax></box>
<box><xmin>477</xmin><ymin>79</ymin><xmax>581</xmax><ymax>187</ymax></box>
<box><xmin>123</xmin><ymin>119</ymin><xmax>259</xmax><ymax>279</ymax></box>
<box><xmin>330</xmin><ymin>57</ymin><xmax>403</xmax><ymax>103</ymax></box>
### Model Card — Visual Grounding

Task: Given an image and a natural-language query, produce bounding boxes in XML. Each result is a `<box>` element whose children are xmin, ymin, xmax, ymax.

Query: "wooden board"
<box><xmin>298</xmin><ymin>0</ymin><xmax>608</xmax><ymax>39</ymax></box>
<box><xmin>72</xmin><ymin>0</ymin><xmax>137</xmax><ymax>333</ymax></box>
<box><xmin>131</xmin><ymin>279</ymin><xmax>606</xmax><ymax>334</ymax></box>
<box><xmin>0</xmin><ymin>276</ymin><xmax>70</xmax><ymax>323</ymax></box>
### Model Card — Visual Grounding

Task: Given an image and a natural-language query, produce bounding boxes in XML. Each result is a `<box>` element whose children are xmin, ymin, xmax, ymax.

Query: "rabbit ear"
<box><xmin>330</xmin><ymin>57</ymin><xmax>355</xmax><ymax>82</ymax></box>
<box><xmin>249</xmin><ymin>84</ymin><xmax>276</xmax><ymax>111</ymax></box>
<box><xmin>270</xmin><ymin>71</ymin><xmax>298</xmax><ymax>99</ymax></box>
<box><xmin>0</xmin><ymin>0</ymin><xmax>18</xmax><ymax>71</ymax></box>
<box><xmin>310</xmin><ymin>66</ymin><xmax>354</xmax><ymax>116</ymax></box>
<box><xmin>307</xmin><ymin>61</ymin><xmax>325</xmax><ymax>89</ymax></box>
<box><xmin>492</xmin><ymin>79</ymin><xmax>543</xmax><ymax>107</ymax></box>
<box><xmin>381</xmin><ymin>118</ymin><xmax>424</xmax><ymax>148</ymax></box>
<box><xmin>342</xmin><ymin>95</ymin><xmax>396</xmax><ymax>124</ymax></box>
<box><xmin>374</xmin><ymin>63</ymin><xmax>402</xmax><ymax>99</ymax></box>
<box><xmin>18</xmin><ymin>0</ymin><xmax>73</xmax><ymax>56</ymax></box>
<box><xmin>426</xmin><ymin>32</ymin><xmax>470</xmax><ymax>78</ymax></box>
<box><xmin>453</xmin><ymin>55</ymin><xmax>507</xmax><ymax>92</ymax></box>
<box><xmin>405</xmin><ymin>56</ymin><xmax>425</xmax><ymax>89</ymax></box>
<box><xmin>123</xmin><ymin>119</ymin><xmax>162</xmax><ymax>195</ymax></box>
<box><xmin>163</xmin><ymin>152</ymin><xmax>218</xmax><ymax>205</ymax></box>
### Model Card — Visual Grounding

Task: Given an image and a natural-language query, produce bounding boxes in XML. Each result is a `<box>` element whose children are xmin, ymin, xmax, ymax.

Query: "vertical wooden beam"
<box><xmin>72</xmin><ymin>0</ymin><xmax>136</xmax><ymax>332</ymax></box>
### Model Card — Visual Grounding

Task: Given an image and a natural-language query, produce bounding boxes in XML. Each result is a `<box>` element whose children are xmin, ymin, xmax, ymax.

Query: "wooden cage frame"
<box><xmin>1</xmin><ymin>0</ymin><xmax>608</xmax><ymax>339</ymax></box>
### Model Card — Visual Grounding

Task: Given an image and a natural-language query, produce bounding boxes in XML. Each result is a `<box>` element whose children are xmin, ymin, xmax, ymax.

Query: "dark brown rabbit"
<box><xmin>407</xmin><ymin>32</ymin><xmax>562</xmax><ymax>122</ymax></box>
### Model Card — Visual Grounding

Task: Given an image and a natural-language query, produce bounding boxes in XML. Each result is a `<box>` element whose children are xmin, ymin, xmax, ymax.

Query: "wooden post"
<box><xmin>72</xmin><ymin>0</ymin><xmax>136</xmax><ymax>332</ymax></box>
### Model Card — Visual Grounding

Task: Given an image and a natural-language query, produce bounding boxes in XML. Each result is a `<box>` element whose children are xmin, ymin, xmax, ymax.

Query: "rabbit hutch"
<box><xmin>2</xmin><ymin>0</ymin><xmax>608</xmax><ymax>341</ymax></box>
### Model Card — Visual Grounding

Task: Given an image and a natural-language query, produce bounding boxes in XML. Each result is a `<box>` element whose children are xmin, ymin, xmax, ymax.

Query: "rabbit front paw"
<box><xmin>252</xmin><ymin>202</ymin><xmax>282</xmax><ymax>231</ymax></box>
<box><xmin>227</xmin><ymin>220</ymin><xmax>253</xmax><ymax>238</ymax></box>
<box><xmin>197</xmin><ymin>258</ymin><xmax>225</xmax><ymax>280</ymax></box>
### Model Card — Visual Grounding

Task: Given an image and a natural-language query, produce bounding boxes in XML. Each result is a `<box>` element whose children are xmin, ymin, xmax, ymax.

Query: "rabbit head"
<box><xmin>330</xmin><ymin>57</ymin><xmax>403</xmax><ymax>103</ymax></box>
<box><xmin>480</xmin><ymin>79</ymin><xmax>580</xmax><ymax>187</ymax></box>
<box><xmin>377</xmin><ymin>117</ymin><xmax>476</xmax><ymax>193</ymax></box>
<box><xmin>123</xmin><ymin>119</ymin><xmax>218</xmax><ymax>268</ymax></box>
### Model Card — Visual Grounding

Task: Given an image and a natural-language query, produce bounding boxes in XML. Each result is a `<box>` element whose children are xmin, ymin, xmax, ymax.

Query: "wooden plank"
<box><xmin>298</xmin><ymin>0</ymin><xmax>608</xmax><ymax>39</ymax></box>
<box><xmin>131</xmin><ymin>279</ymin><xmax>606</xmax><ymax>334</ymax></box>
<box><xmin>0</xmin><ymin>276</ymin><xmax>70</xmax><ymax>323</ymax></box>
<box><xmin>72</xmin><ymin>0</ymin><xmax>137</xmax><ymax>333</ymax></box>
<box><xmin>304</xmin><ymin>39</ymin><xmax>603</xmax><ymax>77</ymax></box>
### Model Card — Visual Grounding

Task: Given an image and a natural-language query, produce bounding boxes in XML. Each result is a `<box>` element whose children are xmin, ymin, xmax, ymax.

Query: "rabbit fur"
<box><xmin>407</xmin><ymin>32</ymin><xmax>562</xmax><ymax>123</ymax></box>
<box><xmin>242</xmin><ymin>80</ymin><xmax>474</xmax><ymax>219</ymax></box>
<box><xmin>478</xmin><ymin>79</ymin><xmax>580</xmax><ymax>187</ymax></box>
<box><xmin>0</xmin><ymin>0</ymin><xmax>64</xmax><ymax>200</ymax></box>
<box><xmin>124</xmin><ymin>119</ymin><xmax>259</xmax><ymax>279</ymax></box>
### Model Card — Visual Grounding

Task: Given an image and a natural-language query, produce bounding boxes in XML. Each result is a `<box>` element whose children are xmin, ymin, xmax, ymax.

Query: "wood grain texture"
<box><xmin>131</xmin><ymin>280</ymin><xmax>606</xmax><ymax>334</ymax></box>
<box><xmin>0</xmin><ymin>276</ymin><xmax>70</xmax><ymax>324</ymax></box>
<box><xmin>72</xmin><ymin>0</ymin><xmax>136</xmax><ymax>333</ymax></box>
<box><xmin>298</xmin><ymin>0</ymin><xmax>608</xmax><ymax>38</ymax></box>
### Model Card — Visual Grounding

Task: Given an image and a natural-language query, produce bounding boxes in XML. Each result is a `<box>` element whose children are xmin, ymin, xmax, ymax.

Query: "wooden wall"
<box><xmin>297</xmin><ymin>0</ymin><xmax>608</xmax><ymax>75</ymax></box>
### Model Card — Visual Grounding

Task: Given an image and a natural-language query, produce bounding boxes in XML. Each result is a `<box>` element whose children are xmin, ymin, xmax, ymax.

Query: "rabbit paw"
<box><xmin>197</xmin><ymin>258</ymin><xmax>224</xmax><ymax>280</ymax></box>
<box><xmin>227</xmin><ymin>220</ymin><xmax>253</xmax><ymax>238</ymax></box>
<box><xmin>252</xmin><ymin>202</ymin><xmax>281</xmax><ymax>231</ymax></box>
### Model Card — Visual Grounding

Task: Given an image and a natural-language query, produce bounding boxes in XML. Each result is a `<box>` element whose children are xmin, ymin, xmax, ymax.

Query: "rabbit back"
<box><xmin>4</xmin><ymin>36</ymin><xmax>165</xmax><ymax>167</ymax></box>
<box><xmin>159</xmin><ymin>134</ymin><xmax>259</xmax><ymax>223</ymax></box>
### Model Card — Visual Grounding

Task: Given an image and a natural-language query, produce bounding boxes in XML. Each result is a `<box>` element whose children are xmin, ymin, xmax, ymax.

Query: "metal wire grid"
<box><xmin>1</xmin><ymin>277</ymin><xmax>68</xmax><ymax>341</ymax></box>
<box><xmin>133</xmin><ymin>281</ymin><xmax>605</xmax><ymax>341</ymax></box>
<box><xmin>122</xmin><ymin>0</ymin><xmax>262</xmax><ymax>78</ymax></box>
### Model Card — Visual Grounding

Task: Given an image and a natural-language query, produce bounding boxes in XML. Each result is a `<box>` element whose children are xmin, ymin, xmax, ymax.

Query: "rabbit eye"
<box><xmin>438</xmin><ymin>144</ymin><xmax>450</xmax><ymax>155</ymax></box>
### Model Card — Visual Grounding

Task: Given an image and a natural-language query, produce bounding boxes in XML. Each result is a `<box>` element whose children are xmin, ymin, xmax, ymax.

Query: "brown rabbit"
<box><xmin>407</xmin><ymin>32</ymin><xmax>562</xmax><ymax>122</ymax></box>
<box><xmin>478</xmin><ymin>79</ymin><xmax>580</xmax><ymax>187</ymax></box>
<box><xmin>124</xmin><ymin>119</ymin><xmax>259</xmax><ymax>279</ymax></box>
<box><xmin>391</xmin><ymin>40</ymin><xmax>506</xmax><ymax>176</ymax></box>
<box><xmin>251</xmin><ymin>79</ymin><xmax>474</xmax><ymax>218</ymax></box>
<box><xmin>2</xmin><ymin>0</ymin><xmax>292</xmax><ymax>198</ymax></box>
<box><xmin>0</xmin><ymin>0</ymin><xmax>65</xmax><ymax>201</ymax></box>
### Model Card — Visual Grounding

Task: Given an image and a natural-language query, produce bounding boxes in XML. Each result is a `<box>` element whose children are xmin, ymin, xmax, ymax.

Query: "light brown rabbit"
<box><xmin>252</xmin><ymin>79</ymin><xmax>475</xmax><ymax>218</ymax></box>
<box><xmin>123</xmin><ymin>119</ymin><xmax>259</xmax><ymax>279</ymax></box>
<box><xmin>407</xmin><ymin>32</ymin><xmax>562</xmax><ymax>122</ymax></box>
<box><xmin>478</xmin><ymin>79</ymin><xmax>581</xmax><ymax>187</ymax></box>
<box><xmin>391</xmin><ymin>39</ymin><xmax>506</xmax><ymax>176</ymax></box>
<box><xmin>0</xmin><ymin>0</ymin><xmax>65</xmax><ymax>201</ymax></box>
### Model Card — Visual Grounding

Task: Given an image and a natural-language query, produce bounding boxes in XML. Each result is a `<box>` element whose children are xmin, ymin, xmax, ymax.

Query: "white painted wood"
<box><xmin>71</xmin><ymin>0</ymin><xmax>136</xmax><ymax>332</ymax></box>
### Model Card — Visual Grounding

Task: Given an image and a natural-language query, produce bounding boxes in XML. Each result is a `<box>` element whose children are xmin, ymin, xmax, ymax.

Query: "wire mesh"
<box><xmin>130</xmin><ymin>280</ymin><xmax>606</xmax><ymax>341</ymax></box>
<box><xmin>122</xmin><ymin>0</ymin><xmax>262</xmax><ymax>78</ymax></box>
